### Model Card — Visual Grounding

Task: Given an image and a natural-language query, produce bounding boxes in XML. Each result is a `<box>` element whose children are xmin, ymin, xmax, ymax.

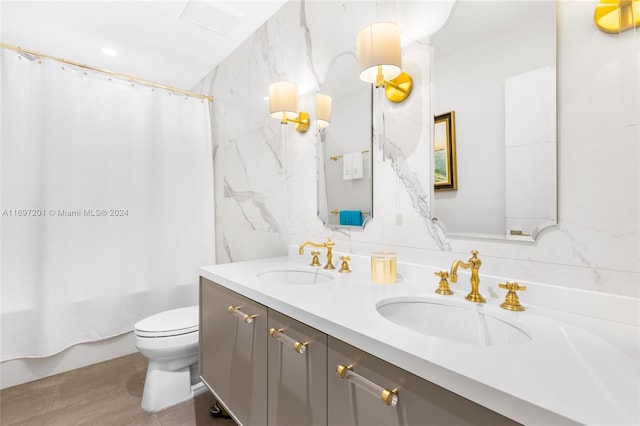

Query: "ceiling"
<box><xmin>0</xmin><ymin>0</ymin><xmax>287</xmax><ymax>92</ymax></box>
<box><xmin>431</xmin><ymin>0</ymin><xmax>554</xmax><ymax>58</ymax></box>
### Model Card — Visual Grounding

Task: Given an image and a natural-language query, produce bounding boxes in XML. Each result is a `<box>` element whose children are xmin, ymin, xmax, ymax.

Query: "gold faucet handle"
<box><xmin>498</xmin><ymin>282</ymin><xmax>526</xmax><ymax>311</ymax></box>
<box><xmin>339</xmin><ymin>256</ymin><xmax>352</xmax><ymax>273</ymax></box>
<box><xmin>499</xmin><ymin>282</ymin><xmax>526</xmax><ymax>292</ymax></box>
<box><xmin>434</xmin><ymin>271</ymin><xmax>453</xmax><ymax>295</ymax></box>
<box><xmin>310</xmin><ymin>251</ymin><xmax>322</xmax><ymax>267</ymax></box>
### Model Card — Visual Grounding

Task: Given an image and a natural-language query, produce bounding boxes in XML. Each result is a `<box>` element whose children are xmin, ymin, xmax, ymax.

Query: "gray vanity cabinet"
<box><xmin>267</xmin><ymin>309</ymin><xmax>327</xmax><ymax>426</ymax></box>
<box><xmin>199</xmin><ymin>278</ymin><xmax>268</xmax><ymax>426</ymax></box>
<box><xmin>200</xmin><ymin>277</ymin><xmax>518</xmax><ymax>426</ymax></box>
<box><xmin>327</xmin><ymin>336</ymin><xmax>517</xmax><ymax>426</ymax></box>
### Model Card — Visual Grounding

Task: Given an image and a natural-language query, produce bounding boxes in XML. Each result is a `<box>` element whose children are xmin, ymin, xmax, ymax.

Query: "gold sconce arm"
<box><xmin>375</xmin><ymin>66</ymin><xmax>413</xmax><ymax>103</ymax></box>
<box><xmin>384</xmin><ymin>72</ymin><xmax>413</xmax><ymax>103</ymax></box>
<box><xmin>281</xmin><ymin>111</ymin><xmax>310</xmax><ymax>133</ymax></box>
<box><xmin>374</xmin><ymin>66</ymin><xmax>413</xmax><ymax>103</ymax></box>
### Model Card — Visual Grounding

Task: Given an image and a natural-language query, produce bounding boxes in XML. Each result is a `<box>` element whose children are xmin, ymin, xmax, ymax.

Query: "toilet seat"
<box><xmin>134</xmin><ymin>306</ymin><xmax>198</xmax><ymax>338</ymax></box>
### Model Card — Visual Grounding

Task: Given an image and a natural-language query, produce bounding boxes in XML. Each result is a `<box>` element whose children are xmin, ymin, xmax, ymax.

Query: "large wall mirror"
<box><xmin>431</xmin><ymin>0</ymin><xmax>557</xmax><ymax>241</ymax></box>
<box><xmin>317</xmin><ymin>53</ymin><xmax>373</xmax><ymax>228</ymax></box>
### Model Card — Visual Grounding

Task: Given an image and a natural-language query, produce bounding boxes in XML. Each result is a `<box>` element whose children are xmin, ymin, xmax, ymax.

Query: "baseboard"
<box><xmin>0</xmin><ymin>332</ymin><xmax>136</xmax><ymax>389</ymax></box>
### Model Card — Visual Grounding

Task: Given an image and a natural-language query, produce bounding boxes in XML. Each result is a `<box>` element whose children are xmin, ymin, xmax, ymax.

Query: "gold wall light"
<box><xmin>595</xmin><ymin>0</ymin><xmax>639</xmax><ymax>33</ymax></box>
<box><xmin>269</xmin><ymin>82</ymin><xmax>310</xmax><ymax>133</ymax></box>
<box><xmin>357</xmin><ymin>21</ymin><xmax>413</xmax><ymax>103</ymax></box>
<box><xmin>316</xmin><ymin>93</ymin><xmax>332</xmax><ymax>128</ymax></box>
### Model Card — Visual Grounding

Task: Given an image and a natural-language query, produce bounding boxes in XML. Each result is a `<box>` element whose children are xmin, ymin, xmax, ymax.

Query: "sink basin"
<box><xmin>376</xmin><ymin>297</ymin><xmax>531</xmax><ymax>346</ymax></box>
<box><xmin>257</xmin><ymin>267</ymin><xmax>334</xmax><ymax>285</ymax></box>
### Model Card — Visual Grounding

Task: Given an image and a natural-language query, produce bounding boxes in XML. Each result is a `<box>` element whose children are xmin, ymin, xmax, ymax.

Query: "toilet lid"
<box><xmin>134</xmin><ymin>305</ymin><xmax>199</xmax><ymax>338</ymax></box>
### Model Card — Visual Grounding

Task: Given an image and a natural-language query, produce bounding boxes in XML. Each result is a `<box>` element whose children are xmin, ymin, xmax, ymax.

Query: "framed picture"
<box><xmin>433</xmin><ymin>111</ymin><xmax>457</xmax><ymax>191</ymax></box>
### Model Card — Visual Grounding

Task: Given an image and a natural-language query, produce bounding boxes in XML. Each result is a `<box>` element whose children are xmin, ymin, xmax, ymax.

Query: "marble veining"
<box><xmin>299</xmin><ymin>2</ymin><xmax>321</xmax><ymax>87</ymax></box>
<box><xmin>383</xmin><ymin>135</ymin><xmax>450</xmax><ymax>251</ymax></box>
<box><xmin>190</xmin><ymin>0</ymin><xmax>639</xmax><ymax>299</ymax></box>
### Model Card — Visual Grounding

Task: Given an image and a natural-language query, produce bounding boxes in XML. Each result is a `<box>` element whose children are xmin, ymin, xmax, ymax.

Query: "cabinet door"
<box><xmin>200</xmin><ymin>278</ymin><xmax>268</xmax><ymax>426</ymax></box>
<box><xmin>267</xmin><ymin>309</ymin><xmax>327</xmax><ymax>426</ymax></box>
<box><xmin>327</xmin><ymin>336</ymin><xmax>517</xmax><ymax>426</ymax></box>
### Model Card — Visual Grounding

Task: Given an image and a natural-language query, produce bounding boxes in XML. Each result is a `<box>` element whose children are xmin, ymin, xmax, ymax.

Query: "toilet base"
<box><xmin>141</xmin><ymin>360</ymin><xmax>204</xmax><ymax>413</ymax></box>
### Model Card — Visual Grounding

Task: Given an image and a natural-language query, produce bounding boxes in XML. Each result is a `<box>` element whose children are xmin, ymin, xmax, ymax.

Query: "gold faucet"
<box><xmin>449</xmin><ymin>250</ymin><xmax>486</xmax><ymax>303</ymax></box>
<box><xmin>498</xmin><ymin>282</ymin><xmax>526</xmax><ymax>311</ymax></box>
<box><xmin>299</xmin><ymin>237</ymin><xmax>335</xmax><ymax>270</ymax></box>
<box><xmin>433</xmin><ymin>271</ymin><xmax>453</xmax><ymax>295</ymax></box>
<box><xmin>338</xmin><ymin>256</ymin><xmax>352</xmax><ymax>273</ymax></box>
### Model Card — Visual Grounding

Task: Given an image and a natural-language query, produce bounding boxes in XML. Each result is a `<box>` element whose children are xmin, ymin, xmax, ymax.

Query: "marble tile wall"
<box><xmin>193</xmin><ymin>0</ymin><xmax>639</xmax><ymax>300</ymax></box>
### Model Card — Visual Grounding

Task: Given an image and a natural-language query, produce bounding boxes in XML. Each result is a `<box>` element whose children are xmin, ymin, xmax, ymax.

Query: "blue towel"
<box><xmin>339</xmin><ymin>210</ymin><xmax>363</xmax><ymax>226</ymax></box>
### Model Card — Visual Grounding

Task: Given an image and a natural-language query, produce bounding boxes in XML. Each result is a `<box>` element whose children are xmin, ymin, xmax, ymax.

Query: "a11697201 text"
<box><xmin>2</xmin><ymin>209</ymin><xmax>129</xmax><ymax>217</ymax></box>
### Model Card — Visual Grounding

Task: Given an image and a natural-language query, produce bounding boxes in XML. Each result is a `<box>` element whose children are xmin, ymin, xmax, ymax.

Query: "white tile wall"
<box><xmin>192</xmin><ymin>0</ymin><xmax>639</xmax><ymax>303</ymax></box>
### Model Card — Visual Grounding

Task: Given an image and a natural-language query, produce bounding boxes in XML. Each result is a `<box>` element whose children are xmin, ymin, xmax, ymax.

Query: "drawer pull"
<box><xmin>336</xmin><ymin>364</ymin><xmax>398</xmax><ymax>406</ymax></box>
<box><xmin>269</xmin><ymin>328</ymin><xmax>308</xmax><ymax>354</ymax></box>
<box><xmin>227</xmin><ymin>306</ymin><xmax>257</xmax><ymax>324</ymax></box>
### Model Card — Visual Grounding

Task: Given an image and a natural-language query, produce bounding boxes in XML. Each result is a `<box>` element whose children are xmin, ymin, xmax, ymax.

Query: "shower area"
<box><xmin>0</xmin><ymin>45</ymin><xmax>215</xmax><ymax>386</ymax></box>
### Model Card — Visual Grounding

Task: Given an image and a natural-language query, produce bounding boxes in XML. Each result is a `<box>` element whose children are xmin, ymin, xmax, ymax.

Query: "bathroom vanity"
<box><xmin>199</xmin><ymin>248</ymin><xmax>639</xmax><ymax>426</ymax></box>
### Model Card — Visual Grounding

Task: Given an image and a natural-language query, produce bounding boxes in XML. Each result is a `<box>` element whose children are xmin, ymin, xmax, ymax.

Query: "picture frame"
<box><xmin>433</xmin><ymin>111</ymin><xmax>457</xmax><ymax>191</ymax></box>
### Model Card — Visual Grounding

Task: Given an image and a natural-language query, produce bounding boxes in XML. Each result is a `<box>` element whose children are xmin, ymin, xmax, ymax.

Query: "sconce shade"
<box><xmin>357</xmin><ymin>21</ymin><xmax>402</xmax><ymax>84</ymax></box>
<box><xmin>594</xmin><ymin>0</ymin><xmax>639</xmax><ymax>33</ymax></box>
<box><xmin>269</xmin><ymin>82</ymin><xmax>299</xmax><ymax>119</ymax></box>
<box><xmin>317</xmin><ymin>93</ymin><xmax>332</xmax><ymax>128</ymax></box>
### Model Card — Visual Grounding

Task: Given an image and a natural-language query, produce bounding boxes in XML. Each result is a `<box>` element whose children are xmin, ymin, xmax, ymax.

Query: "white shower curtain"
<box><xmin>0</xmin><ymin>49</ymin><xmax>215</xmax><ymax>360</ymax></box>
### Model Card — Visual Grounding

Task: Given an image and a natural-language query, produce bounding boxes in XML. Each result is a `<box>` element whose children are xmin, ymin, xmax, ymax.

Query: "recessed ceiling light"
<box><xmin>101</xmin><ymin>47</ymin><xmax>117</xmax><ymax>57</ymax></box>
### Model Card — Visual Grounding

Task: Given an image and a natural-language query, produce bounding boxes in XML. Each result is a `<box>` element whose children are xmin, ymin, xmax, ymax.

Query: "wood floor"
<box><xmin>0</xmin><ymin>352</ymin><xmax>237</xmax><ymax>426</ymax></box>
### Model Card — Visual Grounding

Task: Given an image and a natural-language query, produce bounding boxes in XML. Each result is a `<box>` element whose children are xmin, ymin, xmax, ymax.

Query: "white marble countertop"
<box><xmin>199</xmin><ymin>248</ymin><xmax>640</xmax><ymax>426</ymax></box>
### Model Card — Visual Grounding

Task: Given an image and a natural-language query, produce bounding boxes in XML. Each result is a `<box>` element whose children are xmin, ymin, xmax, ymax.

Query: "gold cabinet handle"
<box><xmin>269</xmin><ymin>328</ymin><xmax>308</xmax><ymax>354</ymax></box>
<box><xmin>336</xmin><ymin>364</ymin><xmax>398</xmax><ymax>406</ymax></box>
<box><xmin>227</xmin><ymin>305</ymin><xmax>258</xmax><ymax>324</ymax></box>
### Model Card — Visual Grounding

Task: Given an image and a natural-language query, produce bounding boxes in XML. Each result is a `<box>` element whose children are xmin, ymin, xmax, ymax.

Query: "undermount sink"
<box><xmin>376</xmin><ymin>297</ymin><xmax>531</xmax><ymax>346</ymax></box>
<box><xmin>257</xmin><ymin>267</ymin><xmax>334</xmax><ymax>285</ymax></box>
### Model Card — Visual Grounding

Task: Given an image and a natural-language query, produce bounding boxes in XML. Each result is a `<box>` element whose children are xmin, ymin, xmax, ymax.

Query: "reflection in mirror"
<box><xmin>431</xmin><ymin>0</ymin><xmax>557</xmax><ymax>241</ymax></box>
<box><xmin>317</xmin><ymin>53</ymin><xmax>373</xmax><ymax>228</ymax></box>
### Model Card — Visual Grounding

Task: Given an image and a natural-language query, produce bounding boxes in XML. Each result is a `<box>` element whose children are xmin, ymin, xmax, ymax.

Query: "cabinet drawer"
<box><xmin>267</xmin><ymin>309</ymin><xmax>327</xmax><ymax>426</ymax></box>
<box><xmin>327</xmin><ymin>336</ymin><xmax>517</xmax><ymax>426</ymax></box>
<box><xmin>200</xmin><ymin>278</ymin><xmax>268</xmax><ymax>426</ymax></box>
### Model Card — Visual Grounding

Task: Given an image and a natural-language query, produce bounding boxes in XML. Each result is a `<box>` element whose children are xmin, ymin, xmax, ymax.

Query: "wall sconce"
<box><xmin>357</xmin><ymin>21</ymin><xmax>413</xmax><ymax>103</ymax></box>
<box><xmin>269</xmin><ymin>82</ymin><xmax>310</xmax><ymax>133</ymax></box>
<box><xmin>316</xmin><ymin>93</ymin><xmax>332</xmax><ymax>128</ymax></box>
<box><xmin>594</xmin><ymin>0</ymin><xmax>639</xmax><ymax>33</ymax></box>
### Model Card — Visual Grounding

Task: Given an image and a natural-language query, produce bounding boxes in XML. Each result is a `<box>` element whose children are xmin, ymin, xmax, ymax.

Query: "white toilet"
<box><xmin>134</xmin><ymin>305</ymin><xmax>206</xmax><ymax>412</ymax></box>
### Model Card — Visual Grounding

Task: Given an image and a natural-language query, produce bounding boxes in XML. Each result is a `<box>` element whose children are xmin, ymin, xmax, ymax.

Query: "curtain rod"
<box><xmin>0</xmin><ymin>42</ymin><xmax>213</xmax><ymax>102</ymax></box>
